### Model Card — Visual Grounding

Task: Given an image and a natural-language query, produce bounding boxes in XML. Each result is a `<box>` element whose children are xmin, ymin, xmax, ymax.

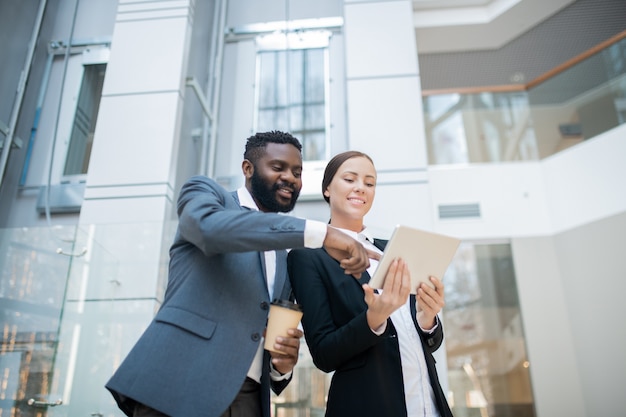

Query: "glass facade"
<box><xmin>423</xmin><ymin>36</ymin><xmax>626</xmax><ymax>165</ymax></box>
<box><xmin>0</xmin><ymin>226</ymin><xmax>76</xmax><ymax>416</ymax></box>
<box><xmin>444</xmin><ymin>243</ymin><xmax>534</xmax><ymax>417</ymax></box>
<box><xmin>0</xmin><ymin>223</ymin><xmax>173</xmax><ymax>416</ymax></box>
<box><xmin>1</xmin><ymin>224</ymin><xmax>534</xmax><ymax>417</ymax></box>
<box><xmin>255</xmin><ymin>34</ymin><xmax>330</xmax><ymax>162</ymax></box>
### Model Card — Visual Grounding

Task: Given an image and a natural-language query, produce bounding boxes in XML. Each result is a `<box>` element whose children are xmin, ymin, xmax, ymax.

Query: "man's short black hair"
<box><xmin>243</xmin><ymin>131</ymin><xmax>302</xmax><ymax>164</ymax></box>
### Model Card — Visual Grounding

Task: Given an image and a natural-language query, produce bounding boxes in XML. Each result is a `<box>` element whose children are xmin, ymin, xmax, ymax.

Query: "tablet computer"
<box><xmin>369</xmin><ymin>225</ymin><xmax>460</xmax><ymax>294</ymax></box>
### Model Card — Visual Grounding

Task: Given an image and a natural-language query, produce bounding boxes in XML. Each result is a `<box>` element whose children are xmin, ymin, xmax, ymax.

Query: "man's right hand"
<box><xmin>323</xmin><ymin>226</ymin><xmax>380</xmax><ymax>278</ymax></box>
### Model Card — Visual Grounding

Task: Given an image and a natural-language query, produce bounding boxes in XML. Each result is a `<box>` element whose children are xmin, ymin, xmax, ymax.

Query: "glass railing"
<box><xmin>0</xmin><ymin>222</ymin><xmax>175</xmax><ymax>417</ymax></box>
<box><xmin>0</xmin><ymin>223</ymin><xmax>535</xmax><ymax>416</ymax></box>
<box><xmin>0</xmin><ymin>225</ymin><xmax>77</xmax><ymax>416</ymax></box>
<box><xmin>422</xmin><ymin>32</ymin><xmax>626</xmax><ymax>165</ymax></box>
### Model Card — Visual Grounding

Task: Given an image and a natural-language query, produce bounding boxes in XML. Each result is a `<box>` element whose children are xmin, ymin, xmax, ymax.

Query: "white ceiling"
<box><xmin>413</xmin><ymin>0</ymin><xmax>576</xmax><ymax>53</ymax></box>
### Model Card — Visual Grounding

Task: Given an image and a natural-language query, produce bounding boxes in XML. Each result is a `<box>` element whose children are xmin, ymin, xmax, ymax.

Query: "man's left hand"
<box><xmin>269</xmin><ymin>328</ymin><xmax>303</xmax><ymax>374</ymax></box>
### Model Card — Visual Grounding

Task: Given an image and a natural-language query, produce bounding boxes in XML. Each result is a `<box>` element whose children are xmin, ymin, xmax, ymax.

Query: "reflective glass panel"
<box><xmin>443</xmin><ymin>243</ymin><xmax>535</xmax><ymax>417</ymax></box>
<box><xmin>256</xmin><ymin>46</ymin><xmax>329</xmax><ymax>161</ymax></box>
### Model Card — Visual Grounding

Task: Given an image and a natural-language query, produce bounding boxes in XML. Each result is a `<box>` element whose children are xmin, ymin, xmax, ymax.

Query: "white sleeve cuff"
<box><xmin>304</xmin><ymin>220</ymin><xmax>327</xmax><ymax>248</ymax></box>
<box><xmin>269</xmin><ymin>363</ymin><xmax>292</xmax><ymax>381</ymax></box>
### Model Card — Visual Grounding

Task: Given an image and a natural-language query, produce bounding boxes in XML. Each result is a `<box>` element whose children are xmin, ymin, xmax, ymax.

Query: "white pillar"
<box><xmin>343</xmin><ymin>0</ymin><xmax>432</xmax><ymax>236</ymax></box>
<box><xmin>77</xmin><ymin>0</ymin><xmax>195</xmax><ymax>299</ymax></box>
<box><xmin>343</xmin><ymin>0</ymin><xmax>450</xmax><ymax>395</ymax></box>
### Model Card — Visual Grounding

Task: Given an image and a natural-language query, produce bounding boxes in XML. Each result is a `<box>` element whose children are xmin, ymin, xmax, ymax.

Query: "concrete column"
<box><xmin>342</xmin><ymin>0</ymin><xmax>450</xmax><ymax>395</ymax></box>
<box><xmin>77</xmin><ymin>0</ymin><xmax>195</xmax><ymax>299</ymax></box>
<box><xmin>343</xmin><ymin>0</ymin><xmax>432</xmax><ymax>235</ymax></box>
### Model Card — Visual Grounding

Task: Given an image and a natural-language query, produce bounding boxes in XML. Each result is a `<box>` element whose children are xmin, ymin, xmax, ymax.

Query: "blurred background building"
<box><xmin>0</xmin><ymin>0</ymin><xmax>624</xmax><ymax>416</ymax></box>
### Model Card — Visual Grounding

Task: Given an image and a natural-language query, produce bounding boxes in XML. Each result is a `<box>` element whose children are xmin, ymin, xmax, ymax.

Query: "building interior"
<box><xmin>0</xmin><ymin>0</ymin><xmax>625</xmax><ymax>416</ymax></box>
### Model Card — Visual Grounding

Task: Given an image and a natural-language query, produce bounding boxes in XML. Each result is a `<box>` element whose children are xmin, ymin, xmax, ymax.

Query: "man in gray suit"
<box><xmin>106</xmin><ymin>131</ymin><xmax>373</xmax><ymax>417</ymax></box>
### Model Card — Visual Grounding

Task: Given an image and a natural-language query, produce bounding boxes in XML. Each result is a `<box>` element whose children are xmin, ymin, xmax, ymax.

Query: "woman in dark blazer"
<box><xmin>287</xmin><ymin>151</ymin><xmax>454</xmax><ymax>417</ymax></box>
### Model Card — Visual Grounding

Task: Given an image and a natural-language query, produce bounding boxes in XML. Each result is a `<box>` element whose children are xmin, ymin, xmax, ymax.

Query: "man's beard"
<box><xmin>250</xmin><ymin>169</ymin><xmax>300</xmax><ymax>213</ymax></box>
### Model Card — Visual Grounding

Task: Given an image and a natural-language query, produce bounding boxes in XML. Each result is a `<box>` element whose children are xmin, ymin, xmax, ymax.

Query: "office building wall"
<box><xmin>0</xmin><ymin>0</ymin><xmax>624</xmax><ymax>415</ymax></box>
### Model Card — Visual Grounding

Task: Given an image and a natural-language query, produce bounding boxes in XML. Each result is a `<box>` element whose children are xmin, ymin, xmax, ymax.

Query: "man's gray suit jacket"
<box><xmin>106</xmin><ymin>175</ymin><xmax>308</xmax><ymax>417</ymax></box>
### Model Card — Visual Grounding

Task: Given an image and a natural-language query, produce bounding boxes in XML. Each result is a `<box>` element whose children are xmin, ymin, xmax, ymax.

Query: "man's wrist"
<box><xmin>269</xmin><ymin>362</ymin><xmax>292</xmax><ymax>381</ymax></box>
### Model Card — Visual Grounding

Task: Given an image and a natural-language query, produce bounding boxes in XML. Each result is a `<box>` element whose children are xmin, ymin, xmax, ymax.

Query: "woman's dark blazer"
<box><xmin>287</xmin><ymin>239</ymin><xmax>453</xmax><ymax>417</ymax></box>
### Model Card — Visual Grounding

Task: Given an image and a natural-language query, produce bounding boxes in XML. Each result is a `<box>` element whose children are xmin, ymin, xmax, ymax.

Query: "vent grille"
<box><xmin>438</xmin><ymin>203</ymin><xmax>481</xmax><ymax>219</ymax></box>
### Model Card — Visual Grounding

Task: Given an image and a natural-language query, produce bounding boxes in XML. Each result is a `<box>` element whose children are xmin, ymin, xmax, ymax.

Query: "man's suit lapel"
<box><xmin>258</xmin><ymin>251</ymin><xmax>268</xmax><ymax>294</ymax></box>
<box><xmin>273</xmin><ymin>249</ymin><xmax>288</xmax><ymax>299</ymax></box>
<box><xmin>232</xmin><ymin>191</ymin><xmax>271</xmax><ymax>297</ymax></box>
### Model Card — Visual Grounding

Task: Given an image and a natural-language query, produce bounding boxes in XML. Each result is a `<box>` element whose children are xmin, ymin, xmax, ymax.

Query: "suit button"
<box><xmin>260</xmin><ymin>301</ymin><xmax>269</xmax><ymax>310</ymax></box>
<box><xmin>251</xmin><ymin>333</ymin><xmax>261</xmax><ymax>342</ymax></box>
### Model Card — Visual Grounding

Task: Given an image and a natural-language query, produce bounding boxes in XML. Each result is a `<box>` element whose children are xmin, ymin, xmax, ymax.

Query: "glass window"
<box><xmin>425</xmin><ymin>94</ymin><xmax>469</xmax><ymax>164</ymax></box>
<box><xmin>430</xmin><ymin>111</ymin><xmax>468</xmax><ymax>164</ymax></box>
<box><xmin>63</xmin><ymin>63</ymin><xmax>106</xmax><ymax>177</ymax></box>
<box><xmin>255</xmin><ymin>34</ymin><xmax>330</xmax><ymax>162</ymax></box>
<box><xmin>0</xmin><ymin>225</ymin><xmax>78</xmax><ymax>415</ymax></box>
<box><xmin>443</xmin><ymin>242</ymin><xmax>536</xmax><ymax>417</ymax></box>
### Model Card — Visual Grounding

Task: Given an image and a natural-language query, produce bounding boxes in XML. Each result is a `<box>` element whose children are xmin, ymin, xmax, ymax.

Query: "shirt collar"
<box><xmin>333</xmin><ymin>226</ymin><xmax>374</xmax><ymax>244</ymax></box>
<box><xmin>359</xmin><ymin>227</ymin><xmax>375</xmax><ymax>244</ymax></box>
<box><xmin>237</xmin><ymin>186</ymin><xmax>259</xmax><ymax>211</ymax></box>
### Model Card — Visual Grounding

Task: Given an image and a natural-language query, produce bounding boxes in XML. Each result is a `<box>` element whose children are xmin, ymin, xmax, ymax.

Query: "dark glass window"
<box><xmin>63</xmin><ymin>63</ymin><xmax>106</xmax><ymax>176</ymax></box>
<box><xmin>256</xmin><ymin>48</ymin><xmax>328</xmax><ymax>161</ymax></box>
